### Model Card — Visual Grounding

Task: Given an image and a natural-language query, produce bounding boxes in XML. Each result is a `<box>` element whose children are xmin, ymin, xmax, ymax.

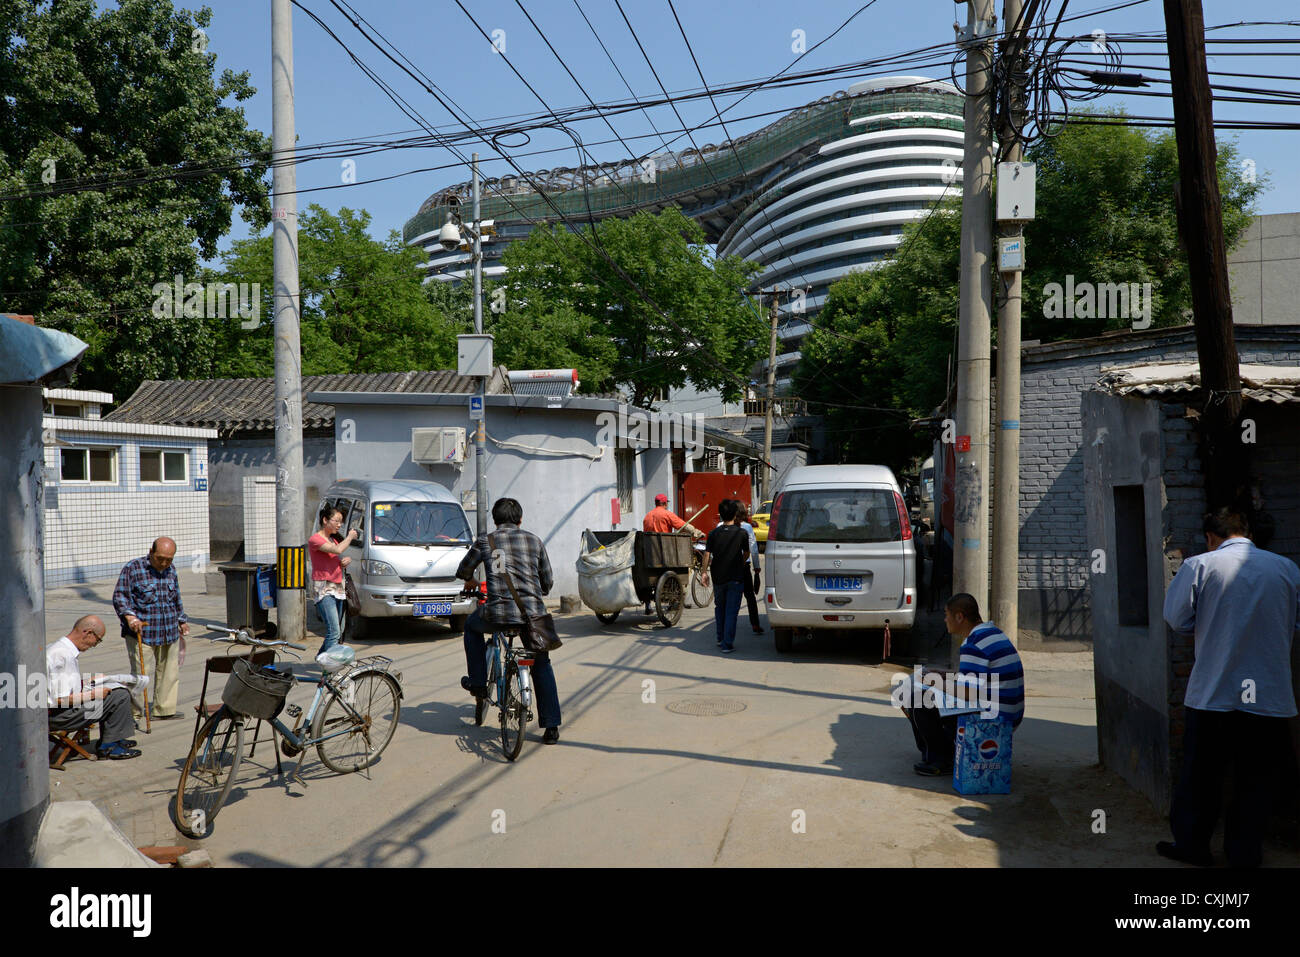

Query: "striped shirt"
<box><xmin>112</xmin><ymin>556</ymin><xmax>187</xmax><ymax>646</ymax></box>
<box><xmin>456</xmin><ymin>523</ymin><xmax>553</xmax><ymax>625</ymax></box>
<box><xmin>958</xmin><ymin>622</ymin><xmax>1025</xmax><ymax>728</ymax></box>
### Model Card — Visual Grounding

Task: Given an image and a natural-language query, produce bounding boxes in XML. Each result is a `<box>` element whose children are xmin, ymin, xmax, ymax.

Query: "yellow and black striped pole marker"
<box><xmin>277</xmin><ymin>545</ymin><xmax>307</xmax><ymax>589</ymax></box>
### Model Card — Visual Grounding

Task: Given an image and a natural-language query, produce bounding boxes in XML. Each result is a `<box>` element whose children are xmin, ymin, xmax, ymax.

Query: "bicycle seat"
<box><xmin>497</xmin><ymin>626</ymin><xmax>523</xmax><ymax>638</ymax></box>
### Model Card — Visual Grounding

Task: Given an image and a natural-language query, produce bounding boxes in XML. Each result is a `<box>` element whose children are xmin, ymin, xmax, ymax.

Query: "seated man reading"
<box><xmin>901</xmin><ymin>593</ymin><xmax>1024</xmax><ymax>776</ymax></box>
<box><xmin>47</xmin><ymin>615</ymin><xmax>141</xmax><ymax>760</ymax></box>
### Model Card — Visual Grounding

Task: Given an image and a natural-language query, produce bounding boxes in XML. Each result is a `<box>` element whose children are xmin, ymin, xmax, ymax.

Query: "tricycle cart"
<box><xmin>586</xmin><ymin>530</ymin><xmax>692</xmax><ymax>627</ymax></box>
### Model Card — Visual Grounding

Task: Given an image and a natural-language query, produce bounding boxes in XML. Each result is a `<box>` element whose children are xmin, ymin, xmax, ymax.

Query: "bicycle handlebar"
<box><xmin>205</xmin><ymin>625</ymin><xmax>307</xmax><ymax>651</ymax></box>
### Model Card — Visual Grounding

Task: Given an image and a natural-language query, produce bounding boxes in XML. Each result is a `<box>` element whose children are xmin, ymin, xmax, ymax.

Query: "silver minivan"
<box><xmin>315</xmin><ymin>479</ymin><xmax>478</xmax><ymax>639</ymax></box>
<box><xmin>763</xmin><ymin>464</ymin><xmax>916</xmax><ymax>652</ymax></box>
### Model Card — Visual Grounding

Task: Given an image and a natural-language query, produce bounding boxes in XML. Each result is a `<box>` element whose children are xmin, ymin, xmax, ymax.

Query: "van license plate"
<box><xmin>413</xmin><ymin>601</ymin><xmax>453</xmax><ymax>617</ymax></box>
<box><xmin>815</xmin><ymin>576</ymin><xmax>863</xmax><ymax>591</ymax></box>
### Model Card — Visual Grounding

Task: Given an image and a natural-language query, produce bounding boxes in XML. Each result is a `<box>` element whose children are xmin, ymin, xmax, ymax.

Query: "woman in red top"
<box><xmin>308</xmin><ymin>506</ymin><xmax>358</xmax><ymax>652</ymax></box>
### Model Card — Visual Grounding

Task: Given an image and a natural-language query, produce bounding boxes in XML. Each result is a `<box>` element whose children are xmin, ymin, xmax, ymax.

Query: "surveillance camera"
<box><xmin>438</xmin><ymin>221</ymin><xmax>462</xmax><ymax>252</ymax></box>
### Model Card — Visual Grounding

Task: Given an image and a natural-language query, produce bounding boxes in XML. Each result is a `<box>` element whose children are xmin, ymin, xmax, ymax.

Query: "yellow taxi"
<box><xmin>751</xmin><ymin>500</ymin><xmax>774</xmax><ymax>549</ymax></box>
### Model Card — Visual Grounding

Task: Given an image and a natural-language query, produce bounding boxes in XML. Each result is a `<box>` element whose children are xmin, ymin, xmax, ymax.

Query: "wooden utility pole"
<box><xmin>1163</xmin><ymin>0</ymin><xmax>1246</xmax><ymax>511</ymax></box>
<box><xmin>760</xmin><ymin>288</ymin><xmax>781</xmax><ymax>503</ymax></box>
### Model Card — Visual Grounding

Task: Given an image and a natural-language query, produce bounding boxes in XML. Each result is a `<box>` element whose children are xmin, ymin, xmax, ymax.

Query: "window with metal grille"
<box><xmin>615</xmin><ymin>448</ymin><xmax>635</xmax><ymax>513</ymax></box>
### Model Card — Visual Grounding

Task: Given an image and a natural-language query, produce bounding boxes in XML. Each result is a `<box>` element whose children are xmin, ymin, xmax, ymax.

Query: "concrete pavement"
<box><xmin>41</xmin><ymin>580</ymin><xmax>1297</xmax><ymax>867</ymax></box>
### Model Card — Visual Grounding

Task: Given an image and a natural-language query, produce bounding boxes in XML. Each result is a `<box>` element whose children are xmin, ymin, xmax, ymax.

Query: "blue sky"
<box><xmin>198</xmin><ymin>0</ymin><xmax>1300</xmax><ymax>258</ymax></box>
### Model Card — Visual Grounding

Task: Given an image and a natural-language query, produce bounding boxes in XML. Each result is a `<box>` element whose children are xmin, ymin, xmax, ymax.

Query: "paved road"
<box><xmin>45</xmin><ymin>581</ymin><xmax>1294</xmax><ymax>867</ymax></box>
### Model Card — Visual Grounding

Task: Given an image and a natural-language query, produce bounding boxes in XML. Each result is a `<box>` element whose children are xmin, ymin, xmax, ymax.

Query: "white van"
<box><xmin>315</xmin><ymin>479</ymin><xmax>478</xmax><ymax>639</ymax></box>
<box><xmin>763</xmin><ymin>464</ymin><xmax>916</xmax><ymax>652</ymax></box>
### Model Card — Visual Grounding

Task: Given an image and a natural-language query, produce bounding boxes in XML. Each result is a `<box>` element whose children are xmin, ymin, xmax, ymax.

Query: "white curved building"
<box><xmin>715</xmin><ymin>77</ymin><xmax>963</xmax><ymax>390</ymax></box>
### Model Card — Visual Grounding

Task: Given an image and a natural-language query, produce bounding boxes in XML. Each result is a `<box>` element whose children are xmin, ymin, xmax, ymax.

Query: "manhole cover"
<box><xmin>666</xmin><ymin>697</ymin><xmax>748</xmax><ymax>717</ymax></box>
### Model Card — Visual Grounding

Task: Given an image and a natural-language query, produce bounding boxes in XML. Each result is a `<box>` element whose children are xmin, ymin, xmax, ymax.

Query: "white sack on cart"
<box><xmin>575</xmin><ymin>529</ymin><xmax>640</xmax><ymax>613</ymax></box>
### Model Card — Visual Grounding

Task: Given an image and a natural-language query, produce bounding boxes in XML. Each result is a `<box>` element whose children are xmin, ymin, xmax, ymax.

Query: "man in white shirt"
<box><xmin>1159</xmin><ymin>508</ymin><xmax>1300</xmax><ymax>868</ymax></box>
<box><xmin>47</xmin><ymin>615</ymin><xmax>141</xmax><ymax>760</ymax></box>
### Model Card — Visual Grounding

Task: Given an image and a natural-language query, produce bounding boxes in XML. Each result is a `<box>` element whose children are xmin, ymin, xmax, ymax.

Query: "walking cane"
<box><xmin>135</xmin><ymin>622</ymin><xmax>151</xmax><ymax>734</ymax></box>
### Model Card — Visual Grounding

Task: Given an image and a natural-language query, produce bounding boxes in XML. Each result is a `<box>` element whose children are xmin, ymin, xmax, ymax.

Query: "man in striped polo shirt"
<box><xmin>905</xmin><ymin>593</ymin><xmax>1025</xmax><ymax>775</ymax></box>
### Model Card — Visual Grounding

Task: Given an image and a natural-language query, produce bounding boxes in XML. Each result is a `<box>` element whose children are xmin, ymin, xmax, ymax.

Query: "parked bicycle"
<box><xmin>175</xmin><ymin>626</ymin><xmax>403</xmax><ymax>838</ymax></box>
<box><xmin>472</xmin><ymin>623</ymin><xmax>535</xmax><ymax>761</ymax></box>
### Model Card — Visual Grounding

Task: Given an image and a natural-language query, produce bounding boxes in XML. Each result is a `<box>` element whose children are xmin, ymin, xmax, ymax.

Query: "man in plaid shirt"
<box><xmin>112</xmin><ymin>537</ymin><xmax>190</xmax><ymax>720</ymax></box>
<box><xmin>456</xmin><ymin>498</ymin><xmax>563</xmax><ymax>744</ymax></box>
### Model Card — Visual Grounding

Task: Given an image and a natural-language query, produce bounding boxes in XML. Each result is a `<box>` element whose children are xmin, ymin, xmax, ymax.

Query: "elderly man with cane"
<box><xmin>113</xmin><ymin>537</ymin><xmax>190</xmax><ymax>729</ymax></box>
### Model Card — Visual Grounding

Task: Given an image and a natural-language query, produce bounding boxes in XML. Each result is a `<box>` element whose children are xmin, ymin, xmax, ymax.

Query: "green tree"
<box><xmin>204</xmin><ymin>205</ymin><xmax>465</xmax><ymax>377</ymax></box>
<box><xmin>492</xmin><ymin>206</ymin><xmax>765</xmax><ymax>407</ymax></box>
<box><xmin>0</xmin><ymin>0</ymin><xmax>271</xmax><ymax>398</ymax></box>
<box><xmin>797</xmin><ymin>111</ymin><xmax>1264</xmax><ymax>470</ymax></box>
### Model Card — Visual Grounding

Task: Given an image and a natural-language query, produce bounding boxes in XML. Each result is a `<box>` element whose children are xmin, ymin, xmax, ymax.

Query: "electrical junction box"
<box><xmin>412</xmin><ymin>427</ymin><xmax>465</xmax><ymax>465</ymax></box>
<box><xmin>457</xmin><ymin>334</ymin><xmax>494</xmax><ymax>377</ymax></box>
<box><xmin>996</xmin><ymin>161</ymin><xmax>1036</xmax><ymax>221</ymax></box>
<box><xmin>998</xmin><ymin>236</ymin><xmax>1025</xmax><ymax>272</ymax></box>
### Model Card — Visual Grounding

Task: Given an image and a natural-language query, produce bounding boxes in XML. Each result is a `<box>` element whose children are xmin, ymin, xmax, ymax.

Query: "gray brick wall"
<box><xmin>991</xmin><ymin>324</ymin><xmax>1300</xmax><ymax>636</ymax></box>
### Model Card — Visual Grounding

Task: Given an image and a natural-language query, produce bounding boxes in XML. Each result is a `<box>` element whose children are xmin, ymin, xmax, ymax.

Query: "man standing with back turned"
<box><xmin>1160</xmin><ymin>508</ymin><xmax>1300</xmax><ymax>868</ymax></box>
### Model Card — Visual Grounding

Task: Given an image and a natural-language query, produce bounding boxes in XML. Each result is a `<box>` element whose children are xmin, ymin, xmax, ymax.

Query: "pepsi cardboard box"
<box><xmin>953</xmin><ymin>714</ymin><xmax>1013</xmax><ymax>794</ymax></box>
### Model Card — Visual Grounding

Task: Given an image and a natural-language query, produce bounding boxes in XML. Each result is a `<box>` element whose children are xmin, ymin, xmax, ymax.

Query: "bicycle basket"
<box><xmin>222</xmin><ymin>658</ymin><xmax>294</xmax><ymax>720</ymax></box>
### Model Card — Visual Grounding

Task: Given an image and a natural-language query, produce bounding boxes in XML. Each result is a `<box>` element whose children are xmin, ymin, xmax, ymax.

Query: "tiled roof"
<box><xmin>106</xmin><ymin>371</ymin><xmax>486</xmax><ymax>433</ymax></box>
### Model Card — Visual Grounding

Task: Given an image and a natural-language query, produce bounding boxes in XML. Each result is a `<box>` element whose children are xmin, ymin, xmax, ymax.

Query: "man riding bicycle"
<box><xmin>456</xmin><ymin>497</ymin><xmax>562</xmax><ymax>745</ymax></box>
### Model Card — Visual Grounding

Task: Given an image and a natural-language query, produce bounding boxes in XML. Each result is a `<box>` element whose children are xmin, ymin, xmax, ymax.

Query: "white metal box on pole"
<box><xmin>457</xmin><ymin>334</ymin><xmax>494</xmax><ymax>377</ymax></box>
<box><xmin>996</xmin><ymin>161</ymin><xmax>1036</xmax><ymax>221</ymax></box>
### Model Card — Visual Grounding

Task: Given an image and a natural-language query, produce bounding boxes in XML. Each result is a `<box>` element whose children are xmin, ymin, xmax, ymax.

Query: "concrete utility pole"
<box><xmin>953</xmin><ymin>0</ymin><xmax>997</xmax><ymax>638</ymax></box>
<box><xmin>1163</xmin><ymin>0</ymin><xmax>1246</xmax><ymax>512</ymax></box>
<box><xmin>471</xmin><ymin>153</ymin><xmax>488</xmax><ymax>538</ymax></box>
<box><xmin>272</xmin><ymin>0</ymin><xmax>306</xmax><ymax>640</ymax></box>
<box><xmin>992</xmin><ymin>0</ymin><xmax>1028</xmax><ymax>639</ymax></box>
<box><xmin>761</xmin><ymin>288</ymin><xmax>781</xmax><ymax>503</ymax></box>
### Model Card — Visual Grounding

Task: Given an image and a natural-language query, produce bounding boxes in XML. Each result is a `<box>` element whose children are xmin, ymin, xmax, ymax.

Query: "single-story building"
<box><xmin>307</xmin><ymin>383</ymin><xmax>765</xmax><ymax>598</ymax></box>
<box><xmin>1082</xmin><ymin>362</ymin><xmax>1300</xmax><ymax>814</ymax></box>
<box><xmin>106</xmin><ymin>369</ymin><xmax>509</xmax><ymax>561</ymax></box>
<box><xmin>41</xmin><ymin>388</ymin><xmax>214</xmax><ymax>586</ymax></box>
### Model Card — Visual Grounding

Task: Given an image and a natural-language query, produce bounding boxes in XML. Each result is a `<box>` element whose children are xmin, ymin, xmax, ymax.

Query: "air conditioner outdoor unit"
<box><xmin>412</xmin><ymin>427</ymin><xmax>465</xmax><ymax>465</ymax></box>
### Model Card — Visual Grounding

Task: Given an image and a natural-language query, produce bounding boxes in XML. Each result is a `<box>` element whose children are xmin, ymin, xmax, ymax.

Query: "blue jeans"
<box><xmin>463</xmin><ymin>607</ymin><xmax>562</xmax><ymax>729</ymax></box>
<box><xmin>713</xmin><ymin>580</ymin><xmax>743</xmax><ymax>649</ymax></box>
<box><xmin>316</xmin><ymin>595</ymin><xmax>347</xmax><ymax>653</ymax></box>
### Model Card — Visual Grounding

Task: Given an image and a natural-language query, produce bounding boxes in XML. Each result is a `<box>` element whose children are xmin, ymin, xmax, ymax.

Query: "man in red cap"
<box><xmin>641</xmin><ymin>494</ymin><xmax>702</xmax><ymax>615</ymax></box>
<box><xmin>643</xmin><ymin>494</ymin><xmax>702</xmax><ymax>536</ymax></box>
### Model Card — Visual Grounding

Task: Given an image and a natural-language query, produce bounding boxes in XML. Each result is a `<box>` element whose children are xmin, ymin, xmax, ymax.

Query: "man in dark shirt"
<box><xmin>455</xmin><ymin>498</ymin><xmax>562</xmax><ymax>744</ymax></box>
<box><xmin>700</xmin><ymin>499</ymin><xmax>751</xmax><ymax>653</ymax></box>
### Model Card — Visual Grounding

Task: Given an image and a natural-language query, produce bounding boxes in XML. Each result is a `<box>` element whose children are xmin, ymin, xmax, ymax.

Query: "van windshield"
<box><xmin>371</xmin><ymin>501</ymin><xmax>471</xmax><ymax>546</ymax></box>
<box><xmin>773</xmin><ymin>488</ymin><xmax>900</xmax><ymax>543</ymax></box>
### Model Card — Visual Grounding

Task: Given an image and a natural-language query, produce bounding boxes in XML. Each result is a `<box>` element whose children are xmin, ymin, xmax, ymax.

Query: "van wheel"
<box><xmin>449</xmin><ymin>615</ymin><xmax>468</xmax><ymax>634</ymax></box>
<box><xmin>773</xmin><ymin>627</ymin><xmax>794</xmax><ymax>653</ymax></box>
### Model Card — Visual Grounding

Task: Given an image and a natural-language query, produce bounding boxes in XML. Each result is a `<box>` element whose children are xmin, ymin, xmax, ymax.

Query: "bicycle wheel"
<box><xmin>175</xmin><ymin>708</ymin><xmax>244</xmax><ymax>838</ymax></box>
<box><xmin>499</xmin><ymin>661</ymin><xmax>526</xmax><ymax>761</ymax></box>
<box><xmin>691</xmin><ymin>564</ymin><xmax>713</xmax><ymax>607</ymax></box>
<box><xmin>594</xmin><ymin>610</ymin><xmax>620</xmax><ymax>625</ymax></box>
<box><xmin>314</xmin><ymin>671</ymin><xmax>401</xmax><ymax>773</ymax></box>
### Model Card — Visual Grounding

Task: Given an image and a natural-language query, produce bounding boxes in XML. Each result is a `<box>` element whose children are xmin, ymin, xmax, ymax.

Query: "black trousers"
<box><xmin>903</xmin><ymin>703</ymin><xmax>958</xmax><ymax>767</ymax></box>
<box><xmin>1170</xmin><ymin>707</ymin><xmax>1289</xmax><ymax>868</ymax></box>
<box><xmin>742</xmin><ymin>570</ymin><xmax>761</xmax><ymax>629</ymax></box>
<box><xmin>48</xmin><ymin>687</ymin><xmax>135</xmax><ymax>746</ymax></box>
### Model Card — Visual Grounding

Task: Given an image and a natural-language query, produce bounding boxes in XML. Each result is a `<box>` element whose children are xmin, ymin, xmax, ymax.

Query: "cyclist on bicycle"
<box><xmin>456</xmin><ymin>497</ymin><xmax>563</xmax><ymax>744</ymax></box>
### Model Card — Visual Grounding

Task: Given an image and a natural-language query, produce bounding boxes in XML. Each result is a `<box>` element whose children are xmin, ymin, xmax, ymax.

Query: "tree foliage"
<box><xmin>797</xmin><ymin>112</ymin><xmax>1265</xmax><ymax>471</ymax></box>
<box><xmin>203</xmin><ymin>205</ymin><xmax>467</xmax><ymax>377</ymax></box>
<box><xmin>491</xmin><ymin>206</ymin><xmax>765</xmax><ymax>407</ymax></box>
<box><xmin>0</xmin><ymin>0</ymin><xmax>271</xmax><ymax>398</ymax></box>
